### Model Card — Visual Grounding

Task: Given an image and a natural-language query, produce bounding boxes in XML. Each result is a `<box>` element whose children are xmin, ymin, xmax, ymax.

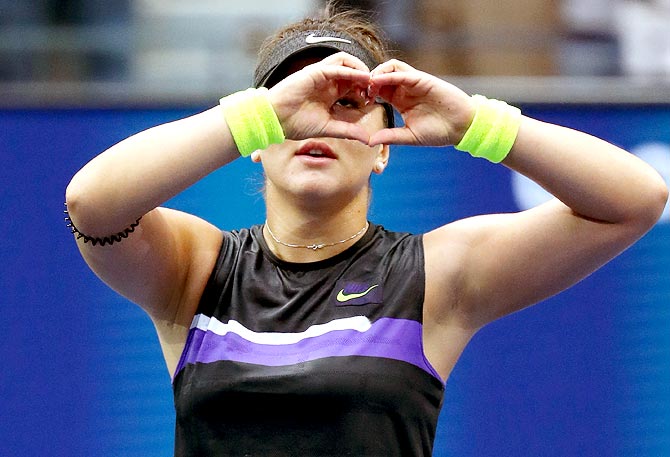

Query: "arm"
<box><xmin>66</xmin><ymin>107</ymin><xmax>239</xmax><ymax>238</ymax></box>
<box><xmin>65</xmin><ymin>52</ymin><xmax>375</xmax><ymax>324</ymax></box>
<box><xmin>427</xmin><ymin>118</ymin><xmax>667</xmax><ymax>329</ymax></box>
<box><xmin>369</xmin><ymin>60</ymin><xmax>668</xmax><ymax>330</ymax></box>
<box><xmin>65</xmin><ymin>107</ymin><xmax>240</xmax><ymax>323</ymax></box>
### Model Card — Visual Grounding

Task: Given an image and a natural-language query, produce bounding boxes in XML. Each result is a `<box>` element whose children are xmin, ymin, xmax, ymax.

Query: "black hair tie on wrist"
<box><xmin>64</xmin><ymin>203</ymin><xmax>142</xmax><ymax>246</ymax></box>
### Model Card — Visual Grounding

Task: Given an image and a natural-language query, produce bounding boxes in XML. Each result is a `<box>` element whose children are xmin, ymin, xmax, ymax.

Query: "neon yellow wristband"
<box><xmin>220</xmin><ymin>87</ymin><xmax>285</xmax><ymax>157</ymax></box>
<box><xmin>455</xmin><ymin>94</ymin><xmax>521</xmax><ymax>163</ymax></box>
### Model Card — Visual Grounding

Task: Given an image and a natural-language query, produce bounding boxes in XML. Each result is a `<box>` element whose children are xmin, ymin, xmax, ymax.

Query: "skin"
<box><xmin>66</xmin><ymin>52</ymin><xmax>668</xmax><ymax>380</ymax></box>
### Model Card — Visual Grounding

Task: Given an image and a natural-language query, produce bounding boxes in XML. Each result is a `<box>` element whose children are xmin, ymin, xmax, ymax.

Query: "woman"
<box><xmin>65</xmin><ymin>6</ymin><xmax>667</xmax><ymax>457</ymax></box>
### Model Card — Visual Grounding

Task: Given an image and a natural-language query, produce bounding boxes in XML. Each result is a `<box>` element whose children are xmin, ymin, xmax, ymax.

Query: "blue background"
<box><xmin>1</xmin><ymin>104</ymin><xmax>668</xmax><ymax>456</ymax></box>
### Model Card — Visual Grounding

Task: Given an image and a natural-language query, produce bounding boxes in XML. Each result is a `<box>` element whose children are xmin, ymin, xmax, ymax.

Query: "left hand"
<box><xmin>367</xmin><ymin>59</ymin><xmax>476</xmax><ymax>147</ymax></box>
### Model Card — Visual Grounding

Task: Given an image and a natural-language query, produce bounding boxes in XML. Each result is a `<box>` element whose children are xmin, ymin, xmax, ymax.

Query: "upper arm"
<box><xmin>423</xmin><ymin>198</ymin><xmax>649</xmax><ymax>330</ymax></box>
<box><xmin>74</xmin><ymin>206</ymin><xmax>223</xmax><ymax>327</ymax></box>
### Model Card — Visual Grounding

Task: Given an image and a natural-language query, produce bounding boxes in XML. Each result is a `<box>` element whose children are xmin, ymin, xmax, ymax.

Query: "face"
<box><xmin>252</xmin><ymin>56</ymin><xmax>390</xmax><ymax>207</ymax></box>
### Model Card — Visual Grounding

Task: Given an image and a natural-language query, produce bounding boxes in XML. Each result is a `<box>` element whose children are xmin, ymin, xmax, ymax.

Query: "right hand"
<box><xmin>268</xmin><ymin>52</ymin><xmax>376</xmax><ymax>144</ymax></box>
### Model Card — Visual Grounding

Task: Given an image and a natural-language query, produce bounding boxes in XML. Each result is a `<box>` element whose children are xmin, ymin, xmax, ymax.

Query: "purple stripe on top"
<box><xmin>175</xmin><ymin>316</ymin><xmax>443</xmax><ymax>383</ymax></box>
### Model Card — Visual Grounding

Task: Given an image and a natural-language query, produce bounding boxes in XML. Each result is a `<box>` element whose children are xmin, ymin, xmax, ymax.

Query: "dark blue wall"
<box><xmin>1</xmin><ymin>104</ymin><xmax>668</xmax><ymax>456</ymax></box>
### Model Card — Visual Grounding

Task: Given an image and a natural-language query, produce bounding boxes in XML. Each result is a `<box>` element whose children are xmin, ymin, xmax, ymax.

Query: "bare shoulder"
<box><xmin>76</xmin><ymin>207</ymin><xmax>223</xmax><ymax>327</ymax></box>
<box><xmin>422</xmin><ymin>198</ymin><xmax>653</xmax><ymax>332</ymax></box>
<box><xmin>75</xmin><ymin>206</ymin><xmax>224</xmax><ymax>376</ymax></box>
<box><xmin>154</xmin><ymin>208</ymin><xmax>224</xmax><ymax>325</ymax></box>
<box><xmin>420</xmin><ymin>212</ymin><xmax>541</xmax><ymax>379</ymax></box>
<box><xmin>421</xmin><ymin>220</ymin><xmax>479</xmax><ymax>327</ymax></box>
<box><xmin>421</xmin><ymin>221</ymin><xmax>482</xmax><ymax>380</ymax></box>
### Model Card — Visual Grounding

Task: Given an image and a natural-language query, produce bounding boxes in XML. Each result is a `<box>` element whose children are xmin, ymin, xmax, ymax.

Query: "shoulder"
<box><xmin>194</xmin><ymin>224</ymin><xmax>265</xmax><ymax>308</ymax></box>
<box><xmin>420</xmin><ymin>219</ymin><xmax>481</xmax><ymax>328</ymax></box>
<box><xmin>365</xmin><ymin>223</ymin><xmax>426</xmax><ymax>293</ymax></box>
<box><xmin>368</xmin><ymin>223</ymin><xmax>422</xmax><ymax>251</ymax></box>
<box><xmin>347</xmin><ymin>223</ymin><xmax>423</xmax><ymax>273</ymax></box>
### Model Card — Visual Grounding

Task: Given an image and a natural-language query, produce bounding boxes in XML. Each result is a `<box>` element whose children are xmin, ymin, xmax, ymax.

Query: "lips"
<box><xmin>296</xmin><ymin>141</ymin><xmax>337</xmax><ymax>160</ymax></box>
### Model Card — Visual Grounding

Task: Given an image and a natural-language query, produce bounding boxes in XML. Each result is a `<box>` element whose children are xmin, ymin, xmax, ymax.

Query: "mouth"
<box><xmin>296</xmin><ymin>141</ymin><xmax>337</xmax><ymax>160</ymax></box>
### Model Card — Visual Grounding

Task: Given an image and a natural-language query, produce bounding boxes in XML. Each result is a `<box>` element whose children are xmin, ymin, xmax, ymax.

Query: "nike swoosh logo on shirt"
<box><xmin>336</xmin><ymin>284</ymin><xmax>380</xmax><ymax>302</ymax></box>
<box><xmin>305</xmin><ymin>33</ymin><xmax>352</xmax><ymax>45</ymax></box>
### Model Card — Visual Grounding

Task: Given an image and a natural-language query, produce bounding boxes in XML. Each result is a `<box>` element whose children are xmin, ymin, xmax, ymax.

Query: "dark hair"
<box><xmin>254</xmin><ymin>3</ymin><xmax>395</xmax><ymax>128</ymax></box>
<box><xmin>257</xmin><ymin>3</ymin><xmax>392</xmax><ymax>73</ymax></box>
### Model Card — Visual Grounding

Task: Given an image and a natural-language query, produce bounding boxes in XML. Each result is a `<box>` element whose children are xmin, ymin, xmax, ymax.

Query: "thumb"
<box><xmin>320</xmin><ymin>120</ymin><xmax>372</xmax><ymax>144</ymax></box>
<box><xmin>369</xmin><ymin>127</ymin><xmax>418</xmax><ymax>146</ymax></box>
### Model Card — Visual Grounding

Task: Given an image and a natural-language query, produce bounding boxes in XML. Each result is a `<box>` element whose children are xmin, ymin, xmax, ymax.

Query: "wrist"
<box><xmin>452</xmin><ymin>97</ymin><xmax>479</xmax><ymax>145</ymax></box>
<box><xmin>220</xmin><ymin>88</ymin><xmax>285</xmax><ymax>157</ymax></box>
<box><xmin>454</xmin><ymin>95</ymin><xmax>522</xmax><ymax>163</ymax></box>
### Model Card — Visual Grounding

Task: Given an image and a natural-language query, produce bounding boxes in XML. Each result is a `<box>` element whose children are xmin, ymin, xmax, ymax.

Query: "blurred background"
<box><xmin>1</xmin><ymin>1</ymin><xmax>669</xmax><ymax>456</ymax></box>
<box><xmin>2</xmin><ymin>0</ymin><xmax>670</xmax><ymax>103</ymax></box>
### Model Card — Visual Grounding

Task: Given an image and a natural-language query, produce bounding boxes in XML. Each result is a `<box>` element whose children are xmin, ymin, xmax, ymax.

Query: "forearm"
<box><xmin>502</xmin><ymin>116</ymin><xmax>668</xmax><ymax>227</ymax></box>
<box><xmin>66</xmin><ymin>105</ymin><xmax>239</xmax><ymax>235</ymax></box>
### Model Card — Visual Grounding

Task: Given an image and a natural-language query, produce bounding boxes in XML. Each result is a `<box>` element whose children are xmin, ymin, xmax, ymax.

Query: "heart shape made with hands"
<box><xmin>273</xmin><ymin>53</ymin><xmax>474</xmax><ymax>147</ymax></box>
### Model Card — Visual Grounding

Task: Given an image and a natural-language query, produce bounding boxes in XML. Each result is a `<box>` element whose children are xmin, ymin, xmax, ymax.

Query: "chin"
<box><xmin>295</xmin><ymin>181</ymin><xmax>340</xmax><ymax>199</ymax></box>
<box><xmin>266</xmin><ymin>168</ymin><xmax>368</xmax><ymax>205</ymax></box>
<box><xmin>293</xmin><ymin>178</ymin><xmax>363</xmax><ymax>205</ymax></box>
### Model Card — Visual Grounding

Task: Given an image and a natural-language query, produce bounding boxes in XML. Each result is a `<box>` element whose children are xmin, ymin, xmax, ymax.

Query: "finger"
<box><xmin>318</xmin><ymin>65</ymin><xmax>372</xmax><ymax>87</ymax></box>
<box><xmin>369</xmin><ymin>71</ymin><xmax>431</xmax><ymax>104</ymax></box>
<box><xmin>321</xmin><ymin>51</ymin><xmax>371</xmax><ymax>73</ymax></box>
<box><xmin>369</xmin><ymin>127</ymin><xmax>418</xmax><ymax>146</ymax></box>
<box><xmin>370</xmin><ymin>59</ymin><xmax>416</xmax><ymax>77</ymax></box>
<box><xmin>321</xmin><ymin>120</ymin><xmax>372</xmax><ymax>144</ymax></box>
<box><xmin>367</xmin><ymin>70</ymin><xmax>424</xmax><ymax>102</ymax></box>
<box><xmin>369</xmin><ymin>71</ymin><xmax>422</xmax><ymax>88</ymax></box>
<box><xmin>366</xmin><ymin>83</ymin><xmax>396</xmax><ymax>104</ymax></box>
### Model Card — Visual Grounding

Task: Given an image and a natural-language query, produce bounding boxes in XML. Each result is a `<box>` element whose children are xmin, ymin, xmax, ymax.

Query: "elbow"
<box><xmin>65</xmin><ymin>174</ymin><xmax>84</xmax><ymax>226</ymax></box>
<box><xmin>65</xmin><ymin>171</ymin><xmax>98</xmax><ymax>233</ymax></box>
<box><xmin>653</xmin><ymin>178</ymin><xmax>669</xmax><ymax>223</ymax></box>
<box><xmin>631</xmin><ymin>174</ymin><xmax>669</xmax><ymax>231</ymax></box>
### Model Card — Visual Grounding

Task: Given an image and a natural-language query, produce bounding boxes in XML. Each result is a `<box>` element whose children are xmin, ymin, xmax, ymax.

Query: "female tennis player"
<box><xmin>65</xmin><ymin>5</ymin><xmax>667</xmax><ymax>456</ymax></box>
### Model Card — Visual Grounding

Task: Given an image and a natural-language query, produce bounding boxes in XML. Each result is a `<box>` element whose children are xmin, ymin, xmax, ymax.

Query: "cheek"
<box><xmin>256</xmin><ymin>141</ymin><xmax>294</xmax><ymax>167</ymax></box>
<box><xmin>262</xmin><ymin>142</ymin><xmax>291</xmax><ymax>156</ymax></box>
<box><xmin>345</xmin><ymin>142</ymin><xmax>379</xmax><ymax>172</ymax></box>
<box><xmin>361</xmin><ymin>109</ymin><xmax>387</xmax><ymax>135</ymax></box>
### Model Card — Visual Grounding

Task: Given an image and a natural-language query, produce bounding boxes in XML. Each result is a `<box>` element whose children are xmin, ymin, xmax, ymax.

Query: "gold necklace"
<box><xmin>264</xmin><ymin>221</ymin><xmax>369</xmax><ymax>251</ymax></box>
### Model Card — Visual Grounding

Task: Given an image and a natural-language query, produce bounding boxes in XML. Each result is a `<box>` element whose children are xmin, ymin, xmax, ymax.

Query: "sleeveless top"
<box><xmin>172</xmin><ymin>223</ymin><xmax>445</xmax><ymax>456</ymax></box>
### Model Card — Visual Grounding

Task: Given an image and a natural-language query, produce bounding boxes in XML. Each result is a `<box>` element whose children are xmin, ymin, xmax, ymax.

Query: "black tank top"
<box><xmin>172</xmin><ymin>223</ymin><xmax>445</xmax><ymax>456</ymax></box>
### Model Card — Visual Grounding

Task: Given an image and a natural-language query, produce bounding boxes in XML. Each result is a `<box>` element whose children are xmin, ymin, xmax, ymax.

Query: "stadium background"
<box><xmin>1</xmin><ymin>1</ymin><xmax>669</xmax><ymax>456</ymax></box>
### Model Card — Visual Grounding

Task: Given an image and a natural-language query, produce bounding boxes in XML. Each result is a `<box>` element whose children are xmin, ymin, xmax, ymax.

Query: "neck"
<box><xmin>263</xmin><ymin>187</ymin><xmax>370</xmax><ymax>262</ymax></box>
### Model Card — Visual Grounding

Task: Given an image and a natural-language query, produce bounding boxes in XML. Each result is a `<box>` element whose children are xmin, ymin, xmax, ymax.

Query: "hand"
<box><xmin>268</xmin><ymin>52</ymin><xmax>375</xmax><ymax>144</ymax></box>
<box><xmin>367</xmin><ymin>59</ymin><xmax>475</xmax><ymax>147</ymax></box>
